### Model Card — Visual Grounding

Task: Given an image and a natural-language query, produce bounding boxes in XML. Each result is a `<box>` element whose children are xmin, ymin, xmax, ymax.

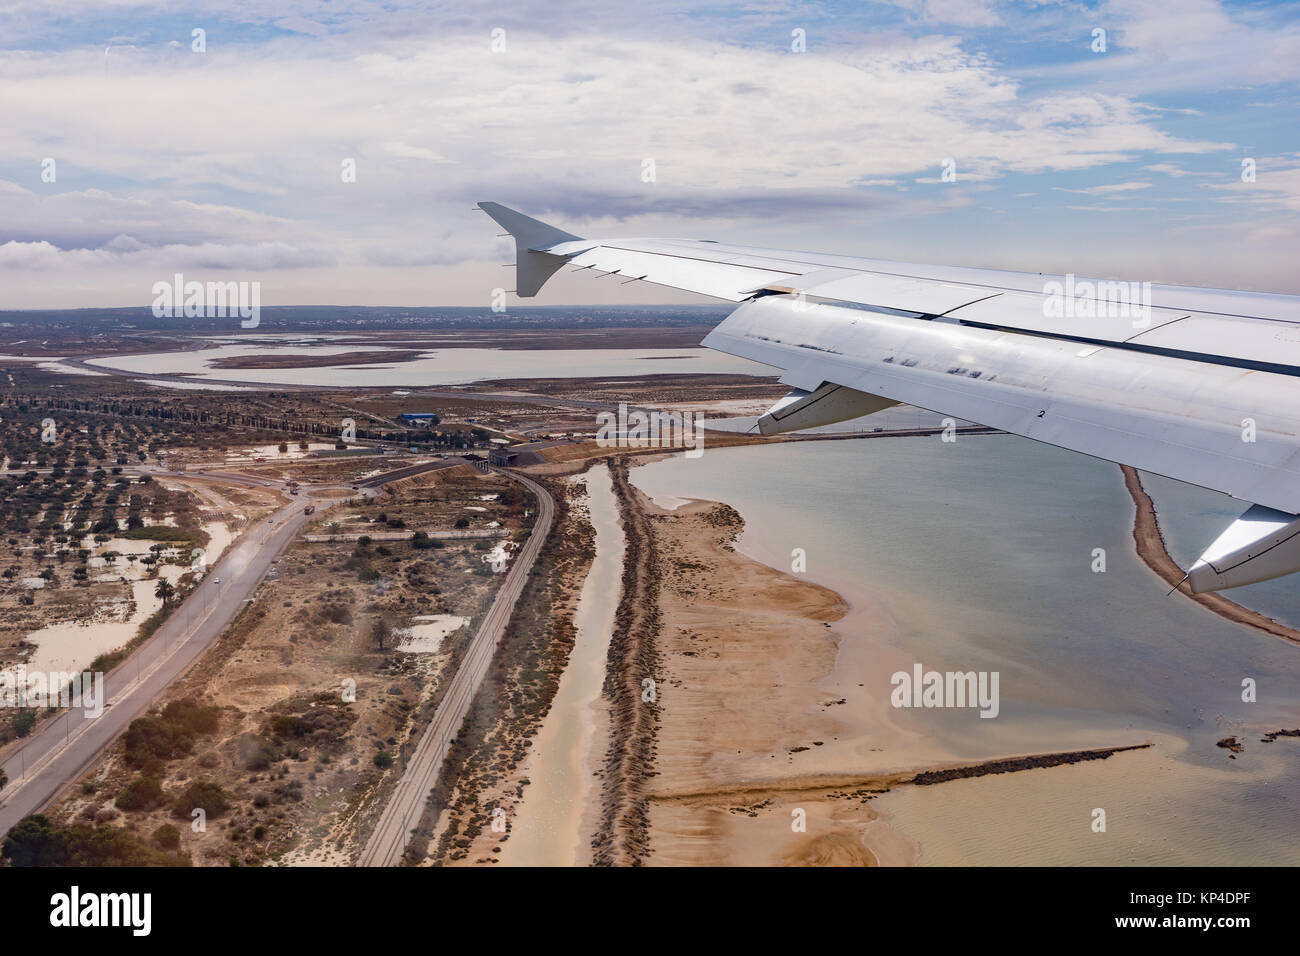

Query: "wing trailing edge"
<box><xmin>475</xmin><ymin>203</ymin><xmax>1300</xmax><ymax>592</ymax></box>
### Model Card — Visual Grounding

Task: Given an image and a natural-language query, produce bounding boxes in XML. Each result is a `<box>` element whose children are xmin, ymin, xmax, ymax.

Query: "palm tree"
<box><xmin>154</xmin><ymin>578</ymin><xmax>175</xmax><ymax>604</ymax></box>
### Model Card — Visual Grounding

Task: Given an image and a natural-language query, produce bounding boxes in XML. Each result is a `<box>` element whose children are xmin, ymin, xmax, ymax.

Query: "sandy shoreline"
<box><xmin>580</xmin><ymin>455</ymin><xmax>1153</xmax><ymax>866</ymax></box>
<box><xmin>454</xmin><ymin>446</ymin><xmax>1289</xmax><ymax>867</ymax></box>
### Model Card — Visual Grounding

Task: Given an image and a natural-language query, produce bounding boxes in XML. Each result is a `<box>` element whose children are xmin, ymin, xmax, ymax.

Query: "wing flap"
<box><xmin>1126</xmin><ymin>313</ymin><xmax>1300</xmax><ymax>372</ymax></box>
<box><xmin>948</xmin><ymin>290</ymin><xmax>1189</xmax><ymax>344</ymax></box>
<box><xmin>703</xmin><ymin>295</ymin><xmax>1300</xmax><ymax>513</ymax></box>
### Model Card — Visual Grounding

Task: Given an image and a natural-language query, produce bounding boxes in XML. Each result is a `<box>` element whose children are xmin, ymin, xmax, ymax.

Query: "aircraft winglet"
<box><xmin>477</xmin><ymin>202</ymin><xmax>584</xmax><ymax>296</ymax></box>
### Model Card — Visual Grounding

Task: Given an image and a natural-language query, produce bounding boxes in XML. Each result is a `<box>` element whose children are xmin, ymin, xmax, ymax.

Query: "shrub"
<box><xmin>2</xmin><ymin>814</ymin><xmax>185</xmax><ymax>867</ymax></box>
<box><xmin>172</xmin><ymin>781</ymin><xmax>231</xmax><ymax>819</ymax></box>
<box><xmin>152</xmin><ymin>823</ymin><xmax>180</xmax><ymax>850</ymax></box>
<box><xmin>123</xmin><ymin>717</ymin><xmax>193</xmax><ymax>773</ymax></box>
<box><xmin>122</xmin><ymin>699</ymin><xmax>220</xmax><ymax>773</ymax></box>
<box><xmin>12</xmin><ymin>709</ymin><xmax>36</xmax><ymax>738</ymax></box>
<box><xmin>115</xmin><ymin>776</ymin><xmax>165</xmax><ymax>811</ymax></box>
<box><xmin>262</xmin><ymin>701</ymin><xmax>353</xmax><ymax>752</ymax></box>
<box><xmin>320</xmin><ymin>603</ymin><xmax>352</xmax><ymax>625</ymax></box>
<box><xmin>272</xmin><ymin>780</ymin><xmax>303</xmax><ymax>803</ymax></box>
<box><xmin>236</xmin><ymin>733</ymin><xmax>282</xmax><ymax>771</ymax></box>
<box><xmin>161</xmin><ymin>698</ymin><xmax>221</xmax><ymax>735</ymax></box>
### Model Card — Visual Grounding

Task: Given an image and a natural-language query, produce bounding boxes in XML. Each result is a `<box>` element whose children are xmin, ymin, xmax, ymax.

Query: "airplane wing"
<box><xmin>478</xmin><ymin>201</ymin><xmax>1300</xmax><ymax>593</ymax></box>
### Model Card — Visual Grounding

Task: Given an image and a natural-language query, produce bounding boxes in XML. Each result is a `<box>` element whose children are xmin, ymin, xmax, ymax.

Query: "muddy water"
<box><xmin>630</xmin><ymin>438</ymin><xmax>1300</xmax><ymax>866</ymax></box>
<box><xmin>499</xmin><ymin>463</ymin><xmax>624</xmax><ymax>866</ymax></box>
<box><xmin>11</xmin><ymin>519</ymin><xmax>238</xmax><ymax>677</ymax></box>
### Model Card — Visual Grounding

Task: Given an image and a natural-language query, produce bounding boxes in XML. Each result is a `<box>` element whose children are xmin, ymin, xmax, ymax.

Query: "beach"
<box><xmin>600</xmin><ymin>458</ymin><xmax>1158</xmax><ymax>865</ymax></box>
<box><xmin>615</xmin><ymin>438</ymin><xmax>1300</xmax><ymax>865</ymax></box>
<box><xmin>447</xmin><ymin>435</ymin><xmax>1300</xmax><ymax>866</ymax></box>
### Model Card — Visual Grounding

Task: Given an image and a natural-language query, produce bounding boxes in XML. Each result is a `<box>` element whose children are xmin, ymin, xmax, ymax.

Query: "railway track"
<box><xmin>356</xmin><ymin>467</ymin><xmax>554</xmax><ymax>867</ymax></box>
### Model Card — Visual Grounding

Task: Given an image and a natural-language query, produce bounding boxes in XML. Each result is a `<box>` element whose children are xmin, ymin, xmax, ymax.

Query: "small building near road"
<box><xmin>488</xmin><ymin>443</ymin><xmax>554</xmax><ymax>468</ymax></box>
<box><xmin>488</xmin><ymin>446</ymin><xmax>520</xmax><ymax>467</ymax></box>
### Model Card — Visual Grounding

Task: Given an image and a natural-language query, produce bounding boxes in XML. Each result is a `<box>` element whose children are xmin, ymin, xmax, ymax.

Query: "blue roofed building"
<box><xmin>398</xmin><ymin>412</ymin><xmax>440</xmax><ymax>426</ymax></box>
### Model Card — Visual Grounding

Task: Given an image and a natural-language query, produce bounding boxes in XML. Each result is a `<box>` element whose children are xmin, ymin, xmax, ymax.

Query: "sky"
<box><xmin>1</xmin><ymin>0</ymin><xmax>1299</xmax><ymax>308</ymax></box>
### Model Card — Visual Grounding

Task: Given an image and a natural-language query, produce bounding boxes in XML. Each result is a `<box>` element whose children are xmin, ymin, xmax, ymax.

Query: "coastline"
<box><xmin>597</xmin><ymin>452</ymin><xmax>1153</xmax><ymax>866</ymax></box>
<box><xmin>443</xmin><ymin>445</ymin><xmax>1299</xmax><ymax>867</ymax></box>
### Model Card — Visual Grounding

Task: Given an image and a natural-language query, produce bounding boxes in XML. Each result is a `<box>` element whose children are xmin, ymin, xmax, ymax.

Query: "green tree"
<box><xmin>1</xmin><ymin>814</ymin><xmax>68</xmax><ymax>866</ymax></box>
<box><xmin>2</xmin><ymin>814</ymin><xmax>184</xmax><ymax>867</ymax></box>
<box><xmin>370</xmin><ymin>617</ymin><xmax>392</xmax><ymax>651</ymax></box>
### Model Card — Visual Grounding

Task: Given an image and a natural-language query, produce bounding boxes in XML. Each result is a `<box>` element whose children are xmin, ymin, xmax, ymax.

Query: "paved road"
<box><xmin>0</xmin><ymin>493</ymin><xmax>318</xmax><ymax>836</ymax></box>
<box><xmin>0</xmin><ymin>456</ymin><xmax>547</xmax><ymax>843</ymax></box>
<box><xmin>356</xmin><ymin>467</ymin><xmax>555</xmax><ymax>867</ymax></box>
<box><xmin>354</xmin><ymin>457</ymin><xmax>469</xmax><ymax>489</ymax></box>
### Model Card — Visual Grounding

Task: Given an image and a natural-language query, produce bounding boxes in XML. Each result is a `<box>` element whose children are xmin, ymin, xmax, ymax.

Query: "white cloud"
<box><xmin>1052</xmin><ymin>181</ymin><xmax>1153</xmax><ymax>195</ymax></box>
<box><xmin>887</xmin><ymin>0</ymin><xmax>1001</xmax><ymax>28</ymax></box>
<box><xmin>0</xmin><ymin>237</ymin><xmax>330</xmax><ymax>271</ymax></box>
<box><xmin>1202</xmin><ymin>156</ymin><xmax>1300</xmax><ymax>212</ymax></box>
<box><xmin>0</xmin><ymin>2</ymin><xmax>1290</xmax><ymax>304</ymax></box>
<box><xmin>1038</xmin><ymin>0</ymin><xmax>1300</xmax><ymax>93</ymax></box>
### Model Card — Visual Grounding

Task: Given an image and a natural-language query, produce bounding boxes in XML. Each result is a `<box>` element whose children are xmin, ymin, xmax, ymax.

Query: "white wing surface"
<box><xmin>479</xmin><ymin>201</ymin><xmax>1300</xmax><ymax>592</ymax></box>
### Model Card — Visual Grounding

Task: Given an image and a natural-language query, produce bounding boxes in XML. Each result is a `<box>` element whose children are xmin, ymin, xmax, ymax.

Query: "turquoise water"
<box><xmin>630</xmin><ymin>435</ymin><xmax>1300</xmax><ymax>864</ymax></box>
